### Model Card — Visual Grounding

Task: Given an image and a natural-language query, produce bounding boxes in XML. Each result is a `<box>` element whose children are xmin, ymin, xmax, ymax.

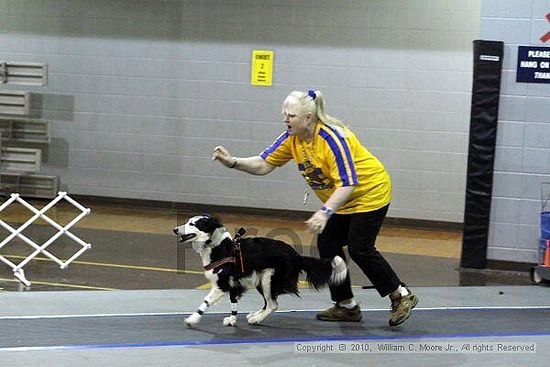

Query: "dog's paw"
<box><xmin>223</xmin><ymin>315</ymin><xmax>237</xmax><ymax>327</ymax></box>
<box><xmin>247</xmin><ymin>310</ymin><xmax>271</xmax><ymax>325</ymax></box>
<box><xmin>184</xmin><ymin>313</ymin><xmax>201</xmax><ymax>326</ymax></box>
<box><xmin>246</xmin><ymin>310</ymin><xmax>262</xmax><ymax>321</ymax></box>
<box><xmin>247</xmin><ymin>315</ymin><xmax>262</xmax><ymax>325</ymax></box>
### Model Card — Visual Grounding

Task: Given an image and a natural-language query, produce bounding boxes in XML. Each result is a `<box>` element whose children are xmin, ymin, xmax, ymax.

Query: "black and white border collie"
<box><xmin>173</xmin><ymin>215</ymin><xmax>347</xmax><ymax>327</ymax></box>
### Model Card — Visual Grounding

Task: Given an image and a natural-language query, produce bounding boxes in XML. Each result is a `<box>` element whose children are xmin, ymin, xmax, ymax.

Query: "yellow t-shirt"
<box><xmin>260</xmin><ymin>123</ymin><xmax>391</xmax><ymax>214</ymax></box>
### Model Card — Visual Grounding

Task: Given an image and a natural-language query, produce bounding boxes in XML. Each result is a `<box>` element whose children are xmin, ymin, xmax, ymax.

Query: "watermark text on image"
<box><xmin>294</xmin><ymin>341</ymin><xmax>536</xmax><ymax>354</ymax></box>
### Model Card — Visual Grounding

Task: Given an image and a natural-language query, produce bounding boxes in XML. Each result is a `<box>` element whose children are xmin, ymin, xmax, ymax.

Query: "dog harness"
<box><xmin>203</xmin><ymin>228</ymin><xmax>246</xmax><ymax>274</ymax></box>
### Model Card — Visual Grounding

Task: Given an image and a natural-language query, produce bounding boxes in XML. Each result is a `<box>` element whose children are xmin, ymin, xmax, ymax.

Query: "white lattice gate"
<box><xmin>0</xmin><ymin>192</ymin><xmax>91</xmax><ymax>286</ymax></box>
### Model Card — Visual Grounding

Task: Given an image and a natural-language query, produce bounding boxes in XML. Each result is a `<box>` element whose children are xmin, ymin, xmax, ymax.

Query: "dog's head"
<box><xmin>173</xmin><ymin>215</ymin><xmax>225</xmax><ymax>251</ymax></box>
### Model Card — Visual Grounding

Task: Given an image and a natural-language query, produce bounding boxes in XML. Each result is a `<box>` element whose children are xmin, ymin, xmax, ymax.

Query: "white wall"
<box><xmin>481</xmin><ymin>0</ymin><xmax>550</xmax><ymax>263</ymax></box>
<box><xmin>0</xmin><ymin>0</ymin><xmax>481</xmax><ymax>223</ymax></box>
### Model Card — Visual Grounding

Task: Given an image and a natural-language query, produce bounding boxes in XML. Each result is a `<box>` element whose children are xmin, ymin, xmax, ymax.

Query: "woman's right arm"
<box><xmin>212</xmin><ymin>146</ymin><xmax>276</xmax><ymax>176</ymax></box>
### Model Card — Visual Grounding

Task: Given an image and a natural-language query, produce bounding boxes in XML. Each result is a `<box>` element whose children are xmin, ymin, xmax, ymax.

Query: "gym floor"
<box><xmin>1</xmin><ymin>199</ymin><xmax>547</xmax><ymax>366</ymax></box>
<box><xmin>0</xmin><ymin>199</ymin><xmax>533</xmax><ymax>291</ymax></box>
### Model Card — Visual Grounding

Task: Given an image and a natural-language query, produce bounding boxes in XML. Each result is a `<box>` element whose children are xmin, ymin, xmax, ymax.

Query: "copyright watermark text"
<box><xmin>294</xmin><ymin>341</ymin><xmax>536</xmax><ymax>354</ymax></box>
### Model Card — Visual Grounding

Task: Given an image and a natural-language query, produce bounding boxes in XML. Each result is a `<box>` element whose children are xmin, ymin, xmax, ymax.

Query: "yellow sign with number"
<box><xmin>251</xmin><ymin>50</ymin><xmax>274</xmax><ymax>86</ymax></box>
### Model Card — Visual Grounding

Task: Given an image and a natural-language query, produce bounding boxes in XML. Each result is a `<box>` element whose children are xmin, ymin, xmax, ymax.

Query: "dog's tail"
<box><xmin>299</xmin><ymin>255</ymin><xmax>347</xmax><ymax>289</ymax></box>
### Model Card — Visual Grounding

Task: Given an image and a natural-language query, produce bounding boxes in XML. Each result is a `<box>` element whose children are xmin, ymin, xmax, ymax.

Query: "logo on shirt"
<box><xmin>298</xmin><ymin>161</ymin><xmax>334</xmax><ymax>190</ymax></box>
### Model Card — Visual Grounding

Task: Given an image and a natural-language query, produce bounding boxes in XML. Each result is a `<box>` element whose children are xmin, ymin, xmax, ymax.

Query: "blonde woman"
<box><xmin>212</xmin><ymin>90</ymin><xmax>418</xmax><ymax>326</ymax></box>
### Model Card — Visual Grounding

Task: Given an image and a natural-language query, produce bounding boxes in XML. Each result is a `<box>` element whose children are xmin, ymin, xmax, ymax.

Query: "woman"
<box><xmin>212</xmin><ymin>90</ymin><xmax>417</xmax><ymax>326</ymax></box>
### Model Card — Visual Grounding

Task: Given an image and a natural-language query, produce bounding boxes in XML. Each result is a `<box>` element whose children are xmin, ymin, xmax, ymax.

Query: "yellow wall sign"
<box><xmin>251</xmin><ymin>50</ymin><xmax>274</xmax><ymax>86</ymax></box>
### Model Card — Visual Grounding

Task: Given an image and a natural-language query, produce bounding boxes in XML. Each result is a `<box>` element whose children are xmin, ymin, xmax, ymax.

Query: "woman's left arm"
<box><xmin>323</xmin><ymin>186</ymin><xmax>355</xmax><ymax>213</ymax></box>
<box><xmin>305</xmin><ymin>186</ymin><xmax>355</xmax><ymax>234</ymax></box>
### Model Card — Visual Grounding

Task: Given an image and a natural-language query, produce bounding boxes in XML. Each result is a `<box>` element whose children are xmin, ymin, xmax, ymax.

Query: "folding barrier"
<box><xmin>0</xmin><ymin>192</ymin><xmax>91</xmax><ymax>286</ymax></box>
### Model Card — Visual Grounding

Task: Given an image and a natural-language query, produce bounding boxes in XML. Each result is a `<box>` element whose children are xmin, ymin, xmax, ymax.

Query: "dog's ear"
<box><xmin>197</xmin><ymin>214</ymin><xmax>222</xmax><ymax>234</ymax></box>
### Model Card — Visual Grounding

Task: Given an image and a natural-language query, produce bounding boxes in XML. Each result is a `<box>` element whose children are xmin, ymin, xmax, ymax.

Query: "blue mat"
<box><xmin>1</xmin><ymin>308</ymin><xmax>549</xmax><ymax>350</ymax></box>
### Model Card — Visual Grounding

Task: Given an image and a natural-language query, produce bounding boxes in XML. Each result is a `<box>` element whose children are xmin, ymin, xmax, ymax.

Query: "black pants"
<box><xmin>317</xmin><ymin>204</ymin><xmax>402</xmax><ymax>302</ymax></box>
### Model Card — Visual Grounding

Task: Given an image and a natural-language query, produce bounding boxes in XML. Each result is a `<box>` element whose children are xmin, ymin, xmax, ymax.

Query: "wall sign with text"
<box><xmin>516</xmin><ymin>46</ymin><xmax>550</xmax><ymax>83</ymax></box>
<box><xmin>250</xmin><ymin>50</ymin><xmax>274</xmax><ymax>86</ymax></box>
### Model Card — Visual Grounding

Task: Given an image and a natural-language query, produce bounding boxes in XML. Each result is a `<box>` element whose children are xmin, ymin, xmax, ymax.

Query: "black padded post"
<box><xmin>461</xmin><ymin>40</ymin><xmax>504</xmax><ymax>269</ymax></box>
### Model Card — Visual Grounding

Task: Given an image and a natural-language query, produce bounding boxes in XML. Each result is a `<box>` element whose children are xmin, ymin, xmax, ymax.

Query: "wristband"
<box><xmin>320</xmin><ymin>206</ymin><xmax>334</xmax><ymax>217</ymax></box>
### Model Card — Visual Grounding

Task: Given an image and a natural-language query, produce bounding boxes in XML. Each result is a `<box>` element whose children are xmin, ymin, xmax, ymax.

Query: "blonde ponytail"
<box><xmin>283</xmin><ymin>90</ymin><xmax>347</xmax><ymax>136</ymax></box>
<box><xmin>309</xmin><ymin>90</ymin><xmax>347</xmax><ymax>133</ymax></box>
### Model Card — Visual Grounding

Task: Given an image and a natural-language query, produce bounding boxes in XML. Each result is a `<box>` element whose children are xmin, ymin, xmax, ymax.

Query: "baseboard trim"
<box><xmin>66</xmin><ymin>194</ymin><xmax>463</xmax><ymax>231</ymax></box>
<box><xmin>383</xmin><ymin>217</ymin><xmax>462</xmax><ymax>231</ymax></box>
<box><xmin>484</xmin><ymin>259</ymin><xmax>537</xmax><ymax>272</ymax></box>
<box><xmin>70</xmin><ymin>194</ymin><xmax>313</xmax><ymax>219</ymax></box>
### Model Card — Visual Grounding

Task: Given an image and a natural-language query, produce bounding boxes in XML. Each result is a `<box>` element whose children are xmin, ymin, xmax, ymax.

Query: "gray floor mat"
<box><xmin>2</xmin><ymin>308</ymin><xmax>549</xmax><ymax>349</ymax></box>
